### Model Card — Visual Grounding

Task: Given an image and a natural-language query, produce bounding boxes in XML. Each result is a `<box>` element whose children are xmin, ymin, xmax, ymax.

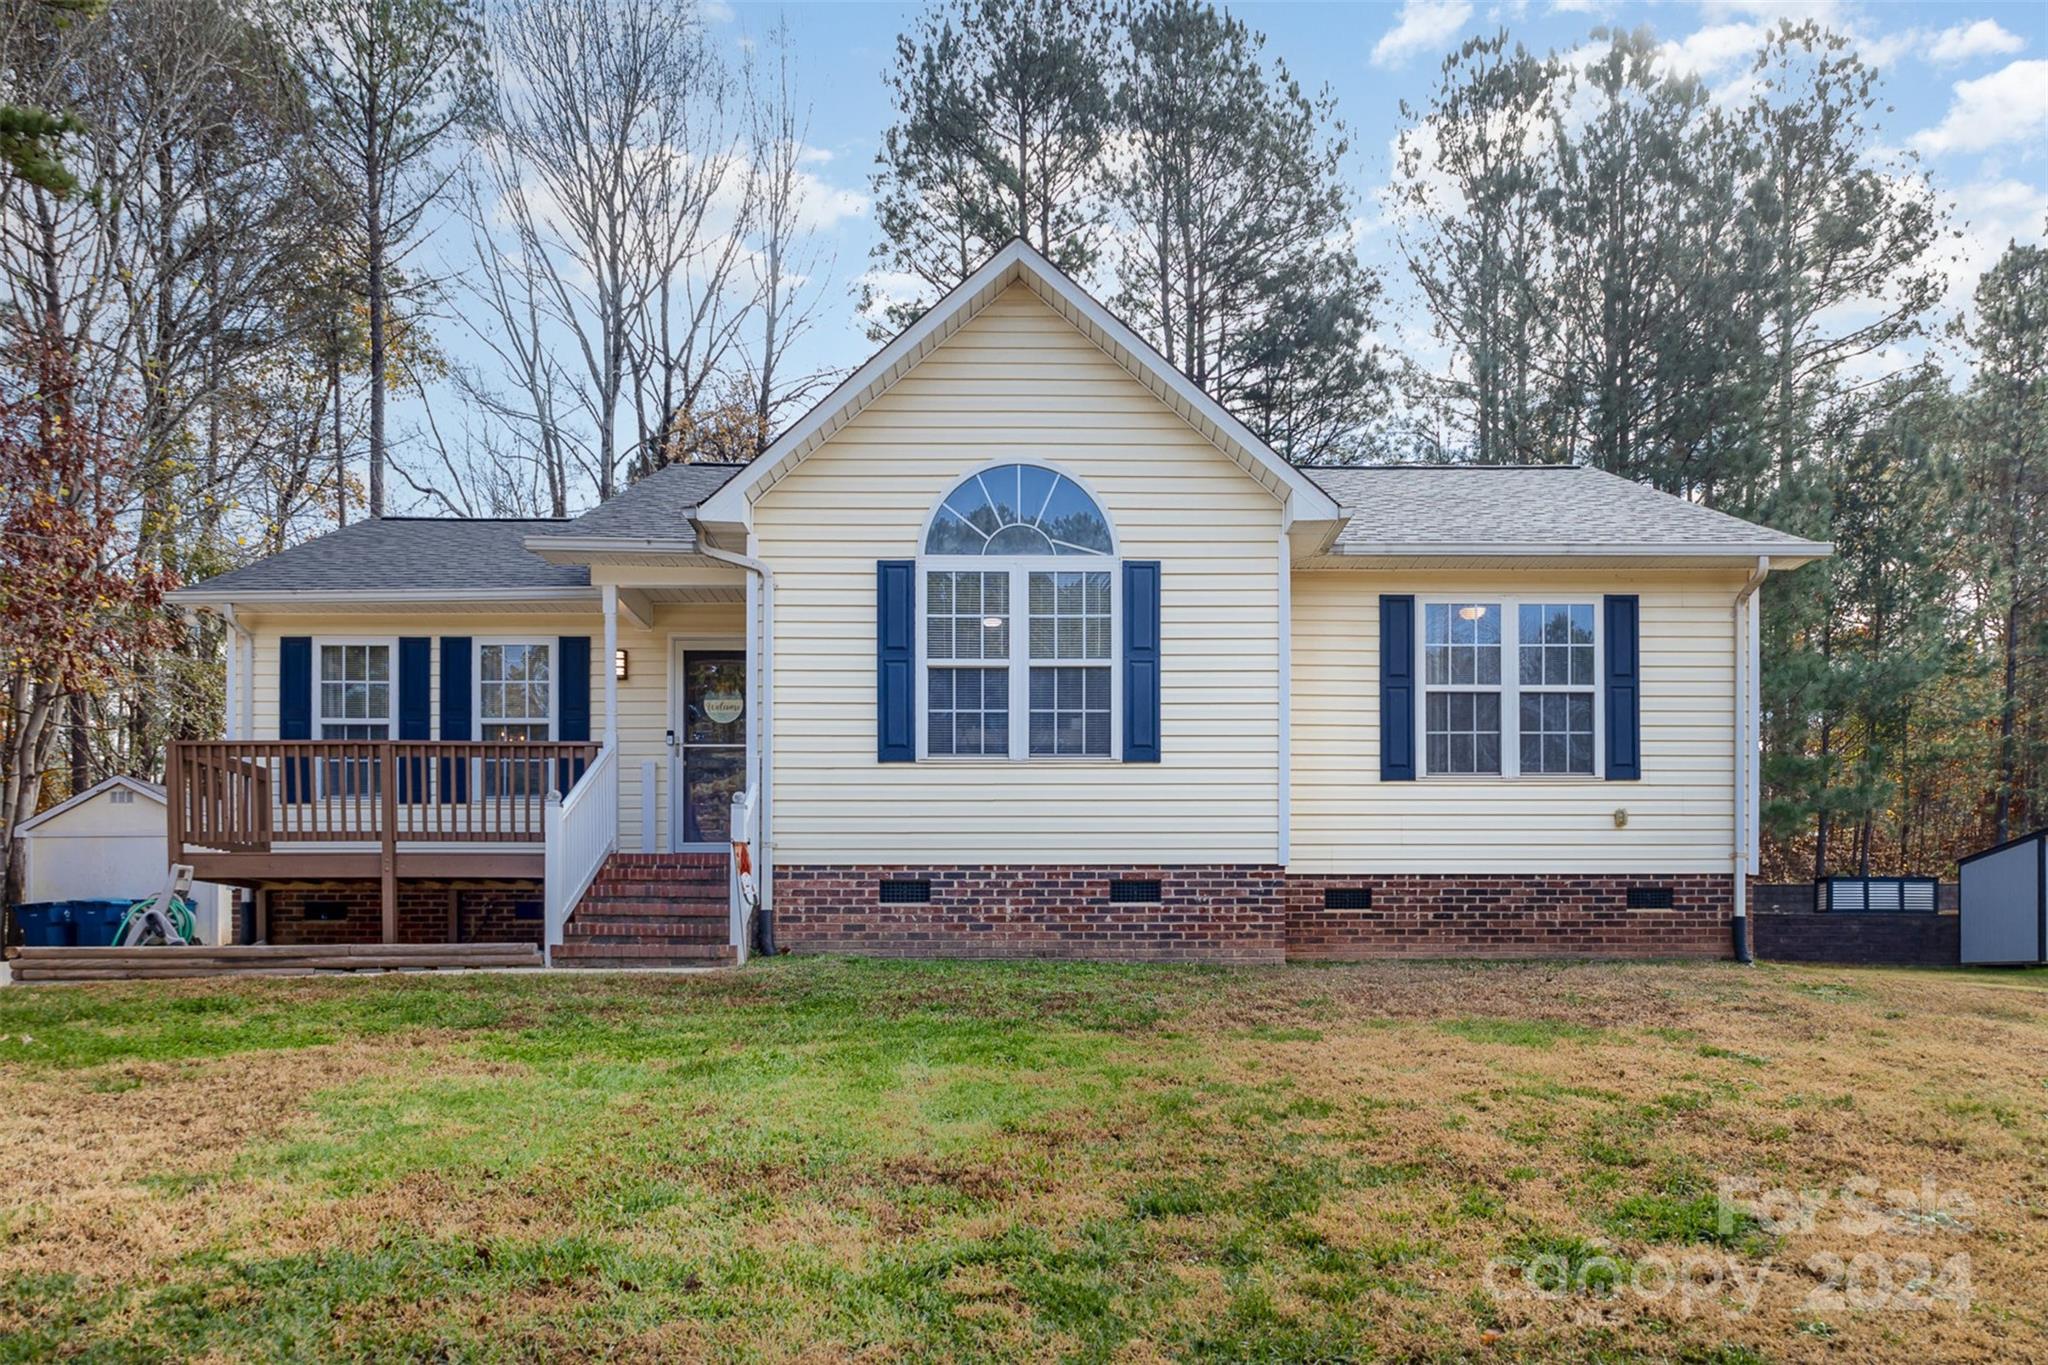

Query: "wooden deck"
<box><xmin>8</xmin><ymin>942</ymin><xmax>542</xmax><ymax>983</ymax></box>
<box><xmin>166</xmin><ymin>739</ymin><xmax>599</xmax><ymax>938</ymax></box>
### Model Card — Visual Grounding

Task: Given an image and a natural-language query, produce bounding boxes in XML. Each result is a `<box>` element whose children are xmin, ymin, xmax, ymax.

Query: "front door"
<box><xmin>674</xmin><ymin>648</ymin><xmax>747</xmax><ymax>848</ymax></box>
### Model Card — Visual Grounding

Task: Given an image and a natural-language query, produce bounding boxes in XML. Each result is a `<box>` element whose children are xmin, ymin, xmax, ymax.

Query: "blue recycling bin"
<box><xmin>12</xmin><ymin>903</ymin><xmax>79</xmax><ymax>947</ymax></box>
<box><xmin>68</xmin><ymin>899</ymin><xmax>135</xmax><ymax>947</ymax></box>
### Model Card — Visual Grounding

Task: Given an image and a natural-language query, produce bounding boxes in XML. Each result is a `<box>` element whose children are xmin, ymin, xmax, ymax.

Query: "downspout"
<box><xmin>1276</xmin><ymin>517</ymin><xmax>1292</xmax><ymax>869</ymax></box>
<box><xmin>1731</xmin><ymin>556</ymin><xmax>1769</xmax><ymax>964</ymax></box>
<box><xmin>218</xmin><ymin>604</ymin><xmax>254</xmax><ymax>944</ymax></box>
<box><xmin>220</xmin><ymin>604</ymin><xmax>252</xmax><ymax>741</ymax></box>
<box><xmin>697</xmin><ymin>534</ymin><xmax>776</xmax><ymax>954</ymax></box>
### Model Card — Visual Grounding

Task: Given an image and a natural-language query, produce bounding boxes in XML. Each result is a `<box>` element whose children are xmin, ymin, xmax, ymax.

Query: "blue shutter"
<box><xmin>439</xmin><ymin>637</ymin><xmax>472</xmax><ymax>803</ymax></box>
<box><xmin>396</xmin><ymin>637</ymin><xmax>431</xmax><ymax>802</ymax></box>
<box><xmin>1604</xmin><ymin>595</ymin><xmax>1641</xmax><ymax>781</ymax></box>
<box><xmin>877</xmin><ymin>561</ymin><xmax>915</xmax><ymax>762</ymax></box>
<box><xmin>1122</xmin><ymin>561</ymin><xmax>1161</xmax><ymax>762</ymax></box>
<box><xmin>557</xmin><ymin>636</ymin><xmax>592</xmax><ymax>793</ymax></box>
<box><xmin>1379</xmin><ymin>596</ymin><xmax>1416</xmax><ymax>782</ymax></box>
<box><xmin>279</xmin><ymin>636</ymin><xmax>312</xmax><ymax>802</ymax></box>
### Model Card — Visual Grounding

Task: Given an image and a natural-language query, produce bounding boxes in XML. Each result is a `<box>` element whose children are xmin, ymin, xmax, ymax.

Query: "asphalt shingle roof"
<box><xmin>185</xmin><ymin>460</ymin><xmax>1823</xmax><ymax>598</ymax></box>
<box><xmin>1303</xmin><ymin>464</ymin><xmax>1826</xmax><ymax>554</ymax></box>
<box><xmin>188</xmin><ymin>518</ymin><xmax>585</xmax><ymax>593</ymax></box>
<box><xmin>548</xmin><ymin>462</ymin><xmax>745</xmax><ymax>541</ymax></box>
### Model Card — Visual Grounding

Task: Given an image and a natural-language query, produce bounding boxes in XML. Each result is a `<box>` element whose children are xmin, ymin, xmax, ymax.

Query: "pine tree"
<box><xmin>1963</xmin><ymin>243</ymin><xmax>2048</xmax><ymax>841</ymax></box>
<box><xmin>1392</xmin><ymin>32</ymin><xmax>1562</xmax><ymax>463</ymax></box>
<box><xmin>865</xmin><ymin>0</ymin><xmax>1115</xmax><ymax>334</ymax></box>
<box><xmin>1113</xmin><ymin>0</ymin><xmax>1383</xmax><ymax>463</ymax></box>
<box><xmin>291</xmin><ymin>0</ymin><xmax>483</xmax><ymax>516</ymax></box>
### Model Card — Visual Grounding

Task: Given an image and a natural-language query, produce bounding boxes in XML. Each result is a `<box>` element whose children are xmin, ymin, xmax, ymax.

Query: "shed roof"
<box><xmin>14</xmin><ymin>775</ymin><xmax>166</xmax><ymax>835</ymax></box>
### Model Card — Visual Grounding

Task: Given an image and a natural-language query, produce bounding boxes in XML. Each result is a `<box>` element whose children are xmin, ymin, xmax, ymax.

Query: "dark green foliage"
<box><xmin>869</xmin><ymin>0</ymin><xmax>1386</xmax><ymax>461</ymax></box>
<box><xmin>866</xmin><ymin>0</ymin><xmax>1118</xmax><ymax>334</ymax></box>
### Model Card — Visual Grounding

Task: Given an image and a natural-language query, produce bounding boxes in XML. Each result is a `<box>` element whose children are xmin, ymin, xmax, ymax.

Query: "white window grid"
<box><xmin>313</xmin><ymin>637</ymin><xmax>396</xmax><ymax>798</ymax></box>
<box><xmin>474</xmin><ymin>638</ymin><xmax>558</xmax><ymax>799</ymax></box>
<box><xmin>917</xmin><ymin>560</ymin><xmax>1121</xmax><ymax>761</ymax></box>
<box><xmin>1414</xmin><ymin>596</ymin><xmax>1604</xmax><ymax>780</ymax></box>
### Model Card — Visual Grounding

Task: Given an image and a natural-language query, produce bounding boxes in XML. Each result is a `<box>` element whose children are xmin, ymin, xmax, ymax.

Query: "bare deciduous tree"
<box><xmin>462</xmin><ymin>0</ymin><xmax>749</xmax><ymax>507</ymax></box>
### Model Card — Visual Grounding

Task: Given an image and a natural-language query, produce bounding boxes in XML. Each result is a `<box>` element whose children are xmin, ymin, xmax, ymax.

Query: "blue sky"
<box><xmin>402</xmin><ymin>1</ymin><xmax>2048</xmax><ymax>510</ymax></box>
<box><xmin>713</xmin><ymin>0</ymin><xmax>2048</xmax><ymax>384</ymax></box>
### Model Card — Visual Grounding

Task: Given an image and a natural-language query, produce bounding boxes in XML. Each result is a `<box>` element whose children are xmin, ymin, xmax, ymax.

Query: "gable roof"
<box><xmin>174</xmin><ymin>517</ymin><xmax>589</xmax><ymax>601</ymax></box>
<box><xmin>1302</xmin><ymin>464</ymin><xmax>1830</xmax><ymax>563</ymax></box>
<box><xmin>521</xmin><ymin>461</ymin><xmax>745</xmax><ymax>558</ymax></box>
<box><xmin>561</xmin><ymin>461</ymin><xmax>743</xmax><ymax>537</ymax></box>
<box><xmin>695</xmin><ymin>238</ymin><xmax>1345</xmax><ymax>532</ymax></box>
<box><xmin>14</xmin><ymin>775</ymin><xmax>165</xmax><ymax>835</ymax></box>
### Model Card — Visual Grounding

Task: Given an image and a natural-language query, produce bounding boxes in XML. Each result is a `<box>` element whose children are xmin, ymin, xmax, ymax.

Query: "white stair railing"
<box><xmin>543</xmin><ymin>745</ymin><xmax>618</xmax><ymax>966</ymax></box>
<box><xmin>729</xmin><ymin>786</ymin><xmax>759</xmax><ymax>965</ymax></box>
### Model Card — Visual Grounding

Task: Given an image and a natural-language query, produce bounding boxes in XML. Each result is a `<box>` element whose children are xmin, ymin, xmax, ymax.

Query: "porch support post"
<box><xmin>380</xmin><ymin>742</ymin><xmax>398</xmax><ymax>943</ymax></box>
<box><xmin>602</xmin><ymin>584</ymin><xmax>620</xmax><ymax>752</ymax></box>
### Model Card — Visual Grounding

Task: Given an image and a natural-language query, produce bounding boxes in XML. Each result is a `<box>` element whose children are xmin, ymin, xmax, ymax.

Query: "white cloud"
<box><xmin>1698</xmin><ymin>0</ymin><xmax>1847</xmax><ymax>23</ymax></box>
<box><xmin>1371</xmin><ymin>0</ymin><xmax>1473</xmax><ymax>69</ymax></box>
<box><xmin>1911</xmin><ymin>59</ymin><xmax>2048</xmax><ymax>154</ymax></box>
<box><xmin>1859</xmin><ymin>19</ymin><xmax>2024</xmax><ymax>73</ymax></box>
<box><xmin>700</xmin><ymin>1</ymin><xmax>735</xmax><ymax>22</ymax></box>
<box><xmin>1927</xmin><ymin>19</ymin><xmax>2025</xmax><ymax>65</ymax></box>
<box><xmin>1947</xmin><ymin>177</ymin><xmax>2048</xmax><ymax>311</ymax></box>
<box><xmin>1658</xmin><ymin>22</ymin><xmax>1767</xmax><ymax>77</ymax></box>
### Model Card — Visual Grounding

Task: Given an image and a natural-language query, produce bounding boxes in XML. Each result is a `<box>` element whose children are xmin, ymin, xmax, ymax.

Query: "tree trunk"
<box><xmin>331</xmin><ymin>313</ymin><xmax>347</xmax><ymax>527</ymax></box>
<box><xmin>366</xmin><ymin>108</ymin><xmax>387</xmax><ymax>518</ymax></box>
<box><xmin>1994</xmin><ymin>594</ymin><xmax>2020</xmax><ymax>843</ymax></box>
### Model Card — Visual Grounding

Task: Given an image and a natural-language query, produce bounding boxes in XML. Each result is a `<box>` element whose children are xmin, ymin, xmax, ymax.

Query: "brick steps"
<box><xmin>584</xmin><ymin>882</ymin><xmax>725</xmax><ymax>901</ymax></box>
<box><xmin>552</xmin><ymin>940</ymin><xmax>735</xmax><ymax>967</ymax></box>
<box><xmin>559</xmin><ymin>852</ymin><xmax>735</xmax><ymax>969</ymax></box>
<box><xmin>565</xmin><ymin>919</ymin><xmax>728</xmax><ymax>943</ymax></box>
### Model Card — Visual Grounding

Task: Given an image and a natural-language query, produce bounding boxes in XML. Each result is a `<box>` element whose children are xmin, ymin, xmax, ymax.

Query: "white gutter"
<box><xmin>1324</xmin><ymin>541</ymin><xmax>1831</xmax><ymax>560</ymax></box>
<box><xmin>167</xmin><ymin>586</ymin><xmax>600</xmax><ymax>607</ymax></box>
<box><xmin>219</xmin><ymin>604</ymin><xmax>254</xmax><ymax>741</ymax></box>
<box><xmin>695</xmin><ymin>535</ymin><xmax>776</xmax><ymax>933</ymax></box>
<box><xmin>1731</xmin><ymin>555</ymin><xmax>1770</xmax><ymax>963</ymax></box>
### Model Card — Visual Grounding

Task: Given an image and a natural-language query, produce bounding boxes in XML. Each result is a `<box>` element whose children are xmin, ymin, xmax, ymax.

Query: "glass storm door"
<box><xmin>678</xmin><ymin>650</ymin><xmax>746</xmax><ymax>847</ymax></box>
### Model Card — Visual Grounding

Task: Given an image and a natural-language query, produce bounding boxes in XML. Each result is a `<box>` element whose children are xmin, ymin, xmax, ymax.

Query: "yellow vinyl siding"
<box><xmin>240</xmin><ymin>604</ymin><xmax>739</xmax><ymax>853</ymax></box>
<box><xmin>1288</xmin><ymin>570</ymin><xmax>1741</xmax><ymax>875</ymax></box>
<box><xmin>754</xmin><ymin>282</ymin><xmax>1284</xmax><ymax>865</ymax></box>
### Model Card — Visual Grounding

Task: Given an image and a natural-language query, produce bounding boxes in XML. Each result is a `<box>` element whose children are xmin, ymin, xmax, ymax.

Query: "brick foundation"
<box><xmin>1751</xmin><ymin>911</ymin><xmax>1959</xmax><ymax>967</ymax></box>
<box><xmin>1284</xmin><ymin>873</ymin><xmax>1736</xmax><ymax>960</ymax></box>
<box><xmin>265</xmin><ymin>881</ymin><xmax>544</xmax><ymax>947</ymax></box>
<box><xmin>773</xmin><ymin>864</ymin><xmax>1287</xmax><ymax>964</ymax></box>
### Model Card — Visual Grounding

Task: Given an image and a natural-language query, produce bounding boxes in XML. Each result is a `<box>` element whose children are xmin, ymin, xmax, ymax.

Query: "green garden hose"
<box><xmin>112</xmin><ymin>896</ymin><xmax>196</xmax><ymax>946</ymax></box>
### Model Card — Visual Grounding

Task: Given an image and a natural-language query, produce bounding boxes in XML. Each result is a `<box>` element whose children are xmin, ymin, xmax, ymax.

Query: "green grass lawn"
<box><xmin>1</xmin><ymin>957</ymin><xmax>2042</xmax><ymax>1362</ymax></box>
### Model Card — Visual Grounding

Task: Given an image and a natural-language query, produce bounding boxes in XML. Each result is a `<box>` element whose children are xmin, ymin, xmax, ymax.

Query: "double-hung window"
<box><xmin>919</xmin><ymin>463</ymin><xmax>1118</xmax><ymax>760</ymax></box>
<box><xmin>316</xmin><ymin>640</ymin><xmax>393</xmax><ymax>795</ymax></box>
<box><xmin>477</xmin><ymin>640</ymin><xmax>553</xmax><ymax>797</ymax></box>
<box><xmin>1420</xmin><ymin>599</ymin><xmax>1599</xmax><ymax>778</ymax></box>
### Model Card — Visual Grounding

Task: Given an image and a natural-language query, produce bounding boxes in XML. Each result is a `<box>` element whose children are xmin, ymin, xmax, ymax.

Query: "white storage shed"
<box><xmin>13</xmin><ymin>776</ymin><xmax>234</xmax><ymax>944</ymax></box>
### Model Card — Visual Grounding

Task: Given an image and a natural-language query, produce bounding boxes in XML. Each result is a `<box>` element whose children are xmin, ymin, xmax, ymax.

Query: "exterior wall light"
<box><xmin>614</xmin><ymin>649</ymin><xmax>629</xmax><ymax>681</ymax></box>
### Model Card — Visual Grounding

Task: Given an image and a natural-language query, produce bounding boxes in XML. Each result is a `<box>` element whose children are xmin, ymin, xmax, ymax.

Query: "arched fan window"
<box><xmin>918</xmin><ymin>464</ymin><xmax>1118</xmax><ymax>759</ymax></box>
<box><xmin>924</xmin><ymin>463</ymin><xmax>1114</xmax><ymax>556</ymax></box>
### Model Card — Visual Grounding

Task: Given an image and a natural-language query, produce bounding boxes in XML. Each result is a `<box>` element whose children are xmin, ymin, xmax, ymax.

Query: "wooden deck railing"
<box><xmin>167</xmin><ymin>740</ymin><xmax>603</xmax><ymax>853</ymax></box>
